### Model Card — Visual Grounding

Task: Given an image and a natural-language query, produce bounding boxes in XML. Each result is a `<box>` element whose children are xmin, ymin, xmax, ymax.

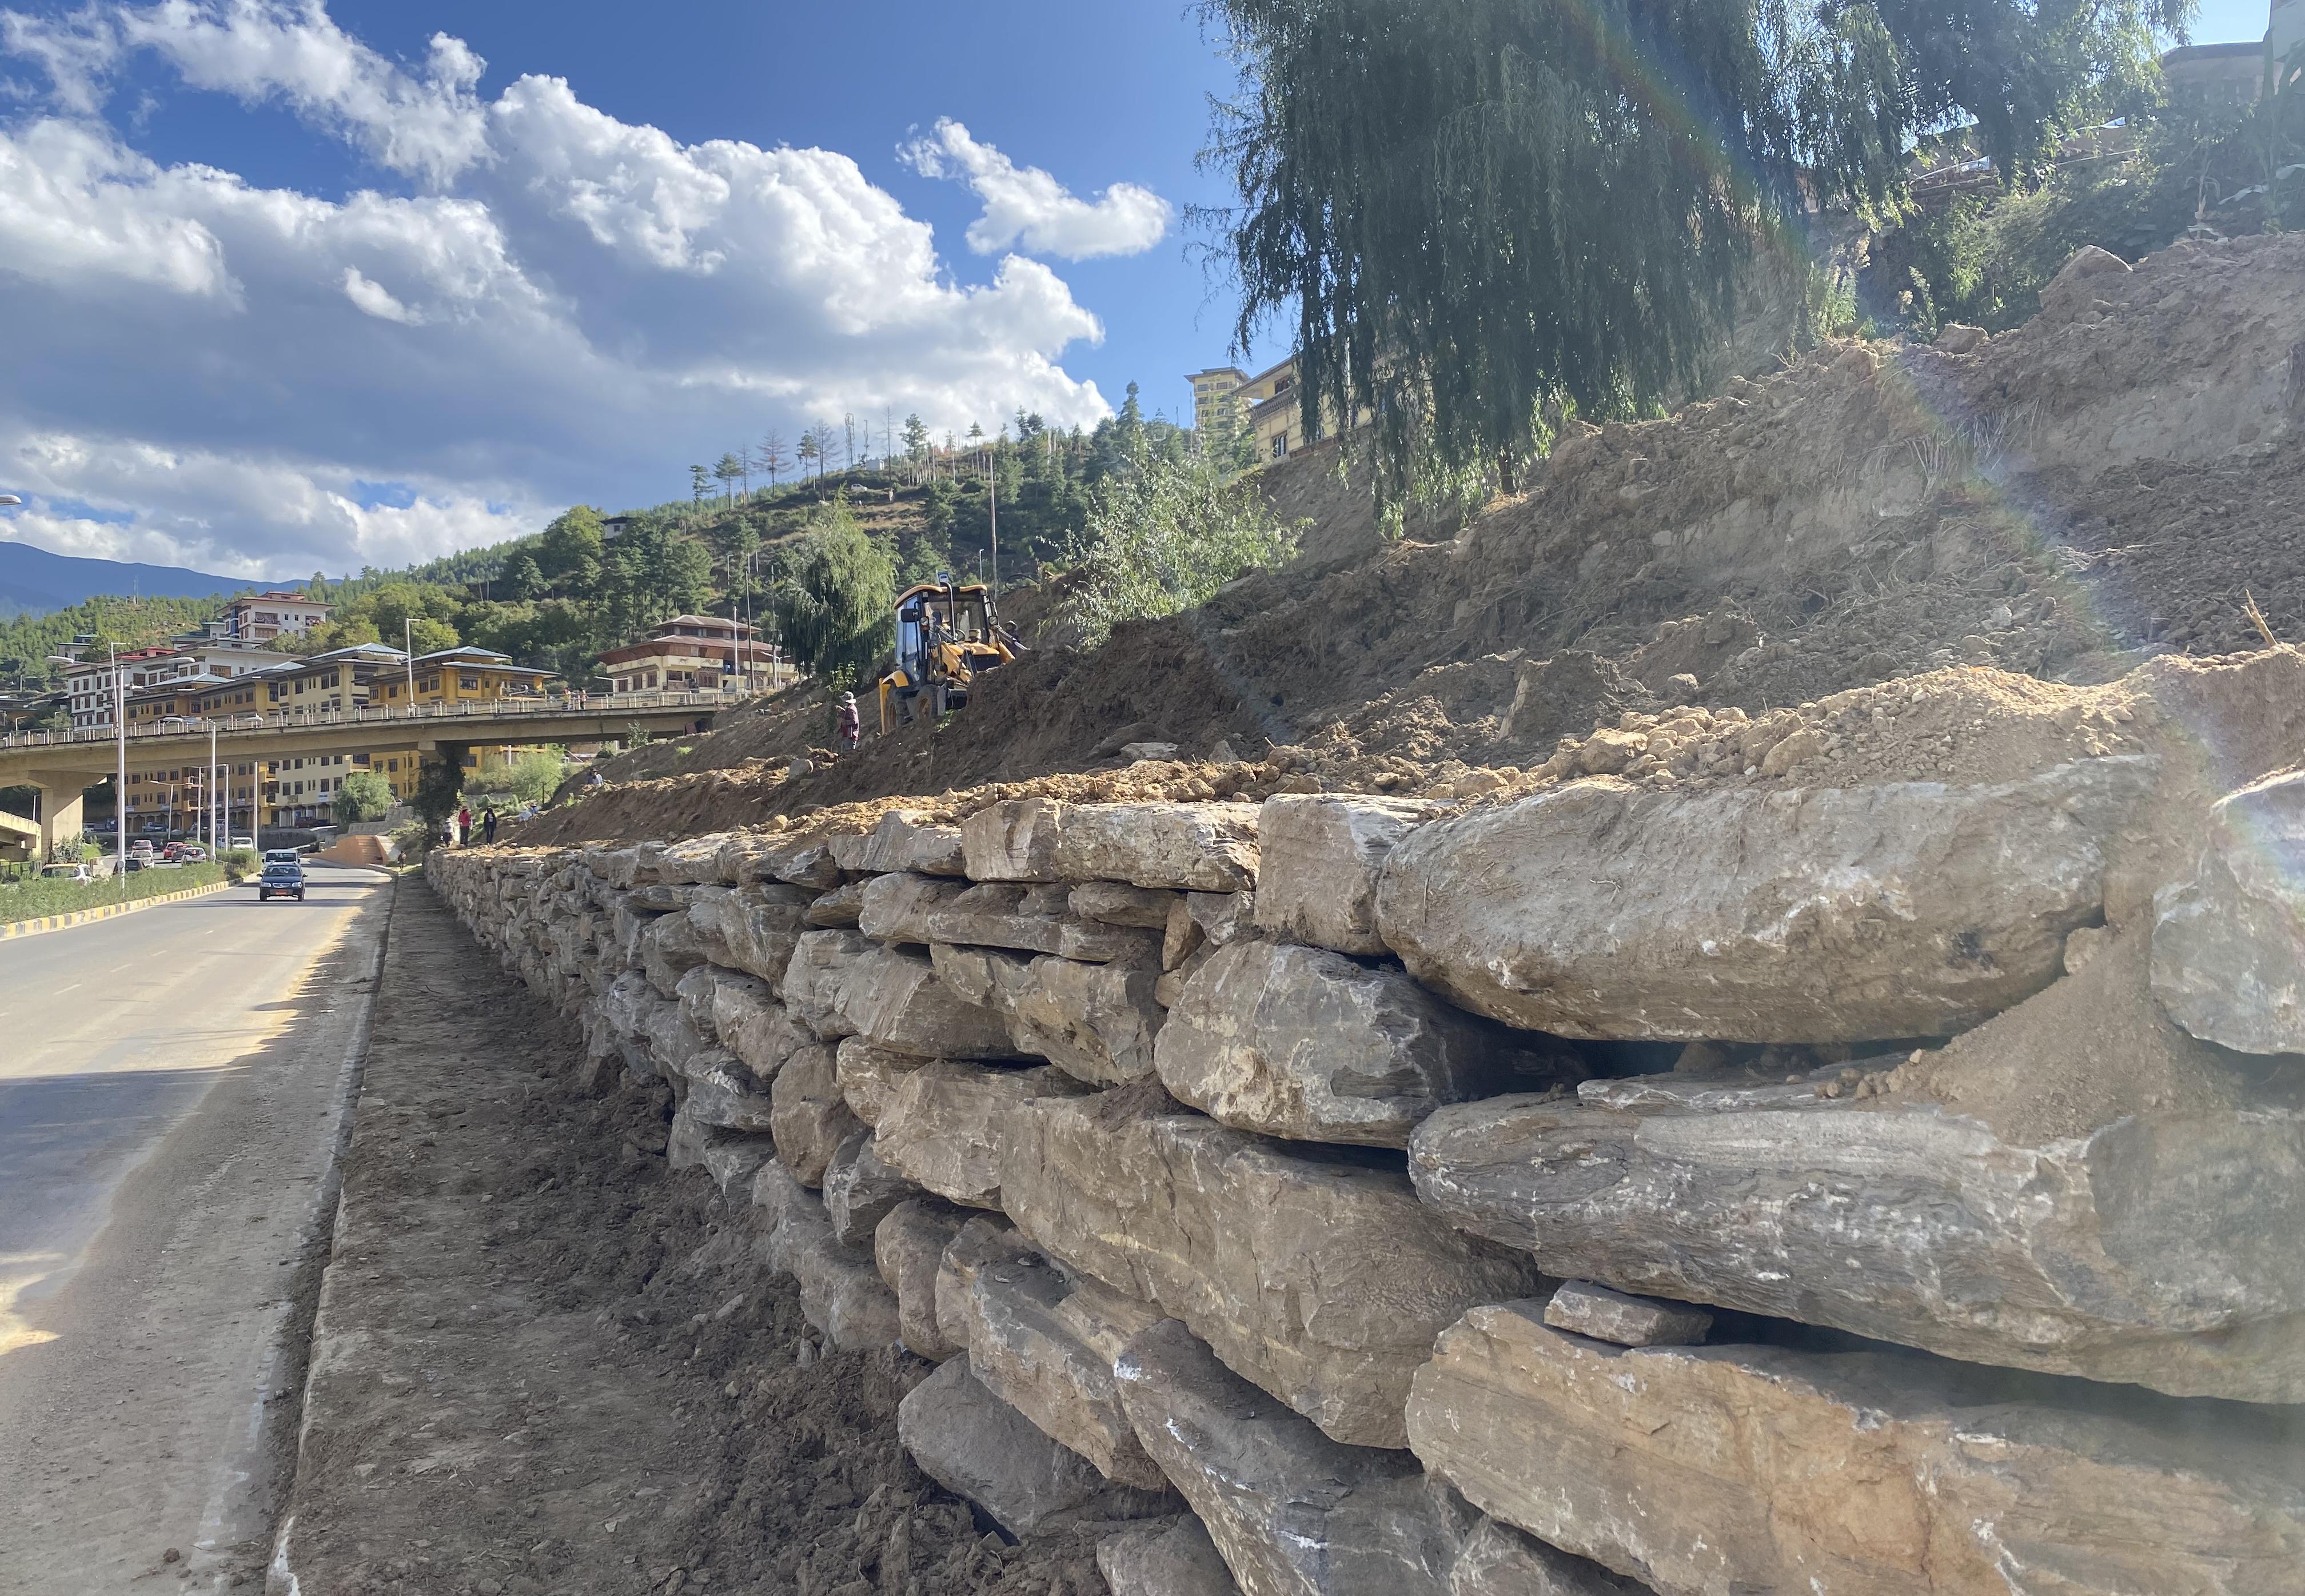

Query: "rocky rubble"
<box><xmin>429</xmin><ymin>677</ymin><xmax>2305</xmax><ymax>1595</ymax></box>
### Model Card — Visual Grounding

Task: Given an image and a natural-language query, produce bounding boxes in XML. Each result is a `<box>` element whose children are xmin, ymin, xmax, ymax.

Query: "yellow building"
<box><xmin>1187</xmin><ymin>356</ymin><xmax>1358</xmax><ymax>464</ymax></box>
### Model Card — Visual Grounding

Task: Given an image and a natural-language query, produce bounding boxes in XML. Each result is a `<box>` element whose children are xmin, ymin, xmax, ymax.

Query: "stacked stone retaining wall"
<box><xmin>429</xmin><ymin>744</ymin><xmax>2305</xmax><ymax>1596</ymax></box>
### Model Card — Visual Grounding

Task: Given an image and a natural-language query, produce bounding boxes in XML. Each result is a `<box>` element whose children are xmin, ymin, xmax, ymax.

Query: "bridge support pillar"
<box><xmin>26</xmin><ymin>769</ymin><xmax>91</xmax><ymax>862</ymax></box>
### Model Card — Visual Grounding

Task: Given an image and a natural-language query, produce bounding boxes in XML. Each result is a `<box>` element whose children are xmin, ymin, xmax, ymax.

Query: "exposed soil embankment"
<box><xmin>524</xmin><ymin>234</ymin><xmax>2305</xmax><ymax>847</ymax></box>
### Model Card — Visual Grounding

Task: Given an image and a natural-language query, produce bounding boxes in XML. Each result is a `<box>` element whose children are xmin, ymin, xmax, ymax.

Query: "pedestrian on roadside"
<box><xmin>837</xmin><ymin>692</ymin><xmax>861</xmax><ymax>752</ymax></box>
<box><xmin>482</xmin><ymin>805</ymin><xmax>499</xmax><ymax>845</ymax></box>
<box><xmin>457</xmin><ymin>804</ymin><xmax>472</xmax><ymax>846</ymax></box>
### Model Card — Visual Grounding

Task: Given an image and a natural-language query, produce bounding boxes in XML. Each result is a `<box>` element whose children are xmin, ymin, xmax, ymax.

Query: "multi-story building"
<box><xmin>1183</xmin><ymin>356</ymin><xmax>1354</xmax><ymax>464</ymax></box>
<box><xmin>217</xmin><ymin>590</ymin><xmax>333</xmax><ymax>643</ymax></box>
<box><xmin>62</xmin><ymin>647</ymin><xmax>185</xmax><ymax>732</ymax></box>
<box><xmin>597</xmin><ymin>617</ymin><xmax>777</xmax><ymax>695</ymax></box>
<box><xmin>1186</xmin><ymin>366</ymin><xmax>1251</xmax><ymax>433</ymax></box>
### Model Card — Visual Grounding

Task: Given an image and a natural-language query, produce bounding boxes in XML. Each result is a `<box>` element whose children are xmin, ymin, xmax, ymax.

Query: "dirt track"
<box><xmin>273</xmin><ymin>879</ymin><xmax>1119</xmax><ymax>1596</ymax></box>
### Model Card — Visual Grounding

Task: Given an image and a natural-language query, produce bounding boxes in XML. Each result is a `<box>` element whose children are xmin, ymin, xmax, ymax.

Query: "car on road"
<box><xmin>39</xmin><ymin>861</ymin><xmax>92</xmax><ymax>883</ymax></box>
<box><xmin>229</xmin><ymin>835</ymin><xmax>255</xmax><ymax>849</ymax></box>
<box><xmin>256</xmin><ymin>858</ymin><xmax>306</xmax><ymax>901</ymax></box>
<box><xmin>262</xmin><ymin>848</ymin><xmax>302</xmax><ymax>865</ymax></box>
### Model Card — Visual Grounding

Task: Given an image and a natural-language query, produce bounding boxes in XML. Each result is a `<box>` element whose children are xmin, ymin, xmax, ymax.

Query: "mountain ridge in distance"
<box><xmin>0</xmin><ymin>536</ymin><xmax>266</xmax><ymax>620</ymax></box>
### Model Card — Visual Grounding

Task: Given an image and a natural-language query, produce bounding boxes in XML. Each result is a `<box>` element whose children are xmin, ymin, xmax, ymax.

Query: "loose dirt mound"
<box><xmin>531</xmin><ymin>233</ymin><xmax>2305</xmax><ymax>844</ymax></box>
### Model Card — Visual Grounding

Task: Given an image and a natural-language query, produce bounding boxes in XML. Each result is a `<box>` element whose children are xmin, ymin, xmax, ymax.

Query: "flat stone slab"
<box><xmin>783</xmin><ymin>931</ymin><xmax>1014</xmax><ymax>1057</ymax></box>
<box><xmin>1541</xmin><ymin>1283</ymin><xmax>1710</xmax><ymax>1348</ymax></box>
<box><xmin>897</xmin><ymin>1359</ymin><xmax>1177</xmax><ymax>1541</ymax></box>
<box><xmin>834</xmin><ymin>1037</ymin><xmax>933</xmax><ymax>1127</ymax></box>
<box><xmin>2153</xmin><ymin>770</ymin><xmax>2305</xmax><ymax>1055</ymax></box>
<box><xmin>688</xmin><ymin>883</ymin><xmax>809</xmax><ymax>989</ymax></box>
<box><xmin>1375</xmin><ymin>759</ymin><xmax>2156</xmax><ymax>1042</ymax></box>
<box><xmin>965</xmin><ymin>800</ymin><xmax>1261</xmax><ymax>890</ymax></box>
<box><xmin>1255</xmin><ymin>795</ymin><xmax>1438</xmax><ymax>955</ymax></box>
<box><xmin>750</xmin><ymin>1163</ymin><xmax>901</xmax><ymax>1351</ymax></box>
<box><xmin>1407</xmin><ymin>1302</ymin><xmax>2305</xmax><ymax>1596</ymax></box>
<box><xmin>1071</xmin><ymin>881</ymin><xmax>1181</xmax><ymax>929</ymax></box>
<box><xmin>1000</xmin><ymin>1083</ymin><xmax>1548</xmax><ymax>1447</ymax></box>
<box><xmin>832</xmin><ymin>809</ymin><xmax>968</xmax><ymax>876</ymax></box>
<box><xmin>875</xmin><ymin>1060</ymin><xmax>1092</xmax><ymax>1210</ymax></box>
<box><xmin>856</xmin><ymin>871</ymin><xmax>967</xmax><ymax>945</ymax></box>
<box><xmin>1155</xmin><ymin>941</ymin><xmax>1562</xmax><ymax>1147</ymax></box>
<box><xmin>955</xmin><ymin>1246</ymin><xmax>1169</xmax><ymax>1488</ymax></box>
<box><xmin>1409</xmin><ymin>1078</ymin><xmax>2305</xmax><ymax>1401</ymax></box>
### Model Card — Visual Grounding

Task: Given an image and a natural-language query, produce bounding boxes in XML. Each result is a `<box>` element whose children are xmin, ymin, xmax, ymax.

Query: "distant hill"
<box><xmin>0</xmin><ymin>538</ymin><xmax>261</xmax><ymax>620</ymax></box>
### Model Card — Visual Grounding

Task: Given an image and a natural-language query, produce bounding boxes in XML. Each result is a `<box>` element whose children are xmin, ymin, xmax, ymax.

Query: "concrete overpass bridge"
<box><xmin>0</xmin><ymin>689</ymin><xmax>729</xmax><ymax>857</ymax></box>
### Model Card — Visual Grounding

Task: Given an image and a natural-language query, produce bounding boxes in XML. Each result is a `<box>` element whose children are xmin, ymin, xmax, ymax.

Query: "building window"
<box><xmin>460</xmin><ymin>675</ymin><xmax>481</xmax><ymax>691</ymax></box>
<box><xmin>1271</xmin><ymin>432</ymin><xmax>1288</xmax><ymax>459</ymax></box>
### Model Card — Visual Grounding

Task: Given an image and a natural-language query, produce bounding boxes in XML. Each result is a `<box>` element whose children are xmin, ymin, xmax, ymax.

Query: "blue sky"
<box><xmin>0</xmin><ymin>0</ymin><xmax>2280</xmax><ymax>580</ymax></box>
<box><xmin>0</xmin><ymin>0</ymin><xmax>1277</xmax><ymax>578</ymax></box>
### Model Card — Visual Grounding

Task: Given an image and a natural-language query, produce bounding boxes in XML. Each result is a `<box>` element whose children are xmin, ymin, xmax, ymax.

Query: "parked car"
<box><xmin>229</xmin><ymin>835</ymin><xmax>255</xmax><ymax>849</ymax></box>
<box><xmin>256</xmin><ymin>858</ymin><xmax>306</xmax><ymax>901</ymax></box>
<box><xmin>39</xmin><ymin>862</ymin><xmax>91</xmax><ymax>883</ymax></box>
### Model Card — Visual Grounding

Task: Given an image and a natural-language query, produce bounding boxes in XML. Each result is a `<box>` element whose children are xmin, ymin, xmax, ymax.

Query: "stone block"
<box><xmin>689</xmin><ymin>883</ymin><xmax>809</xmax><ymax>989</ymax></box>
<box><xmin>1187</xmin><ymin>890</ymin><xmax>1255</xmax><ymax>947</ymax></box>
<box><xmin>768</xmin><ymin>1036</ymin><xmax>864</xmax><ymax>1186</ymax></box>
<box><xmin>804</xmin><ymin>879</ymin><xmax>867</xmax><ymax>928</ymax></box>
<box><xmin>680</xmin><ymin>1047</ymin><xmax>777</xmax><ymax>1133</ymax></box>
<box><xmin>966</xmin><ymin>800</ymin><xmax>1261</xmax><ymax>890</ymax></box>
<box><xmin>1007</xmin><ymin>953</ymin><xmax>1167</xmax><ymax>1086</ymax></box>
<box><xmin>2152</xmin><ymin>771</ymin><xmax>2305</xmax><ymax>1055</ymax></box>
<box><xmin>876</xmin><ymin>1060</ymin><xmax>1091</xmax><ymax>1210</ymax></box>
<box><xmin>1156</xmin><ymin>941</ymin><xmax>1562</xmax><ymax>1147</ymax></box>
<box><xmin>750</xmin><ymin>1162</ymin><xmax>902</xmax><ymax>1350</ymax></box>
<box><xmin>1407</xmin><ymin>1303</ymin><xmax>2305</xmax><ymax>1596</ymax></box>
<box><xmin>675</xmin><ymin>963</ymin><xmax>764</xmax><ymax>1043</ymax></box>
<box><xmin>657</xmin><ymin>831</ymin><xmax>735</xmax><ymax>884</ymax></box>
<box><xmin>1000</xmin><ymin>1084</ymin><xmax>1547</xmax><ymax>1447</ymax></box>
<box><xmin>784</xmin><ymin>928</ymin><xmax>872</xmax><ymax>1038</ymax></box>
<box><xmin>875</xmin><ymin>1198</ymin><xmax>970</xmax><ymax>1361</ymax></box>
<box><xmin>640</xmin><ymin>911</ymin><xmax>712</xmax><ymax>998</ymax></box>
<box><xmin>1409</xmin><ymin>1075</ymin><xmax>2305</xmax><ymax>1401</ymax></box>
<box><xmin>785</xmin><ymin>932</ymin><xmax>1014</xmax><ymax>1057</ymax></box>
<box><xmin>720</xmin><ymin>995</ymin><xmax>817</xmax><ymax>1082</ymax></box>
<box><xmin>1255</xmin><ymin>796</ymin><xmax>1437</xmax><ymax>955</ymax></box>
<box><xmin>821</xmin><ymin>1131</ymin><xmax>923</xmax><ymax>1248</ymax></box>
<box><xmin>1097</xmin><ymin>1518</ymin><xmax>1241</xmax><ymax>1596</ymax></box>
<box><xmin>1164</xmin><ymin>899</ymin><xmax>1204</xmax><ymax>970</ymax></box>
<box><xmin>840</xmin><ymin>808</ymin><xmax>968</xmax><ymax>876</ymax></box>
<box><xmin>1376</xmin><ymin>759</ymin><xmax>2156</xmax><ymax>1042</ymax></box>
<box><xmin>857</xmin><ymin>871</ymin><xmax>968</xmax><ymax>945</ymax></box>
<box><xmin>898</xmin><ymin>1359</ymin><xmax>1178</xmax><ymax>1539</ymax></box>
<box><xmin>935</xmin><ymin>1214</ymin><xmax>1028</xmax><ymax>1358</ymax></box>
<box><xmin>1541</xmin><ymin>1283</ymin><xmax>1710</xmax><ymax>1348</ymax></box>
<box><xmin>834</xmin><ymin>1036</ymin><xmax>933</xmax><ymax>1126</ymax></box>
<box><xmin>1113</xmin><ymin>1318</ymin><xmax>1456</xmax><ymax>1596</ymax></box>
<box><xmin>955</xmin><ymin>1247</ymin><xmax>1169</xmax><ymax>1488</ymax></box>
<box><xmin>1071</xmin><ymin>881</ymin><xmax>1181</xmax><ymax>929</ymax></box>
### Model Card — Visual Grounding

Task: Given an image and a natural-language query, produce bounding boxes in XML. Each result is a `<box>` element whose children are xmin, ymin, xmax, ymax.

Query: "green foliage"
<box><xmin>1199</xmin><ymin>0</ymin><xmax>2180</xmax><ymax>503</ymax></box>
<box><xmin>468</xmin><ymin>746</ymin><xmax>569</xmax><ymax>808</ymax></box>
<box><xmin>0</xmin><ymin>596</ymin><xmax>228</xmax><ymax>689</ymax></box>
<box><xmin>0</xmin><ymin>861</ymin><xmax>227</xmax><ymax>922</ymax></box>
<box><xmin>332</xmin><ymin>769</ymin><xmax>394</xmax><ymax>826</ymax></box>
<box><xmin>1053</xmin><ymin>442</ymin><xmax>1303</xmax><ymax>647</ymax></box>
<box><xmin>771</xmin><ymin>497</ymin><xmax>897</xmax><ymax>685</ymax></box>
<box><xmin>391</xmin><ymin>819</ymin><xmax>434</xmax><ymax>862</ymax></box>
<box><xmin>412</xmin><ymin>755</ymin><xmax>462</xmax><ymax>825</ymax></box>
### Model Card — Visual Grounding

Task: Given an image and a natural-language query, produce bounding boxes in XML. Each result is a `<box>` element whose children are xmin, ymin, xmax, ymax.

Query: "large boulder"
<box><xmin>750</xmin><ymin>1163</ymin><xmax>902</xmax><ymax>1350</ymax></box>
<box><xmin>2152</xmin><ymin>771</ymin><xmax>2305</xmax><ymax>1055</ymax></box>
<box><xmin>875</xmin><ymin>1197</ymin><xmax>970</xmax><ymax>1362</ymax></box>
<box><xmin>1155</xmin><ymin>941</ymin><xmax>1562</xmax><ymax>1147</ymax></box>
<box><xmin>999</xmin><ymin>1083</ymin><xmax>1548</xmax><ymax>1447</ymax></box>
<box><xmin>689</xmin><ymin>883</ymin><xmax>811</xmax><ymax>989</ymax></box>
<box><xmin>875</xmin><ymin>1060</ymin><xmax>1092</xmax><ymax>1210</ymax></box>
<box><xmin>1114</xmin><ymin>1320</ymin><xmax>1632</xmax><ymax>1596</ymax></box>
<box><xmin>639</xmin><ymin>911</ymin><xmax>712</xmax><ymax>998</ymax></box>
<box><xmin>832</xmin><ymin>808</ymin><xmax>968</xmax><ymax>876</ymax></box>
<box><xmin>678</xmin><ymin>1047</ymin><xmax>777</xmax><ymax>1133</ymax></box>
<box><xmin>1409</xmin><ymin>1032</ymin><xmax>2305</xmax><ymax>1402</ymax></box>
<box><xmin>1006</xmin><ymin>952</ymin><xmax>1168</xmax><ymax>1086</ymax></box>
<box><xmin>1375</xmin><ymin>760</ymin><xmax>2155</xmax><ymax>1042</ymax></box>
<box><xmin>1407</xmin><ymin>1303</ymin><xmax>2305</xmax><ymax>1596</ymax></box>
<box><xmin>833</xmin><ymin>1036</ymin><xmax>934</xmax><ymax>1126</ymax></box>
<box><xmin>820</xmin><ymin>1131</ymin><xmax>923</xmax><ymax>1248</ymax></box>
<box><xmin>896</xmin><ymin>1359</ymin><xmax>1177</xmax><ymax>1539</ymax></box>
<box><xmin>1255</xmin><ymin>796</ymin><xmax>1438</xmax><ymax>955</ymax></box>
<box><xmin>1096</xmin><ymin>1518</ymin><xmax>1241</xmax><ymax>1596</ymax></box>
<box><xmin>966</xmin><ymin>800</ymin><xmax>1261</xmax><ymax>890</ymax></box>
<box><xmin>857</xmin><ymin>871</ymin><xmax>968</xmax><ymax>945</ymax></box>
<box><xmin>767</xmin><ymin>1038</ymin><xmax>864</xmax><ymax>1186</ymax></box>
<box><xmin>783</xmin><ymin>930</ymin><xmax>1014</xmax><ymax>1056</ymax></box>
<box><xmin>952</xmin><ymin>1246</ymin><xmax>1170</xmax><ymax>1488</ymax></box>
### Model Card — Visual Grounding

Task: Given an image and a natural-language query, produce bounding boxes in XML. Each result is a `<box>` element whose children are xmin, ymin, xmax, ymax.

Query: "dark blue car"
<box><xmin>257</xmin><ymin>858</ymin><xmax>306</xmax><ymax>901</ymax></box>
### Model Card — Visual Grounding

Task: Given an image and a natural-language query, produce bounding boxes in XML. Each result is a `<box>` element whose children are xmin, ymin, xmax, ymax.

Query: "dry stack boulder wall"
<box><xmin>425</xmin><ymin>728</ymin><xmax>2305</xmax><ymax>1596</ymax></box>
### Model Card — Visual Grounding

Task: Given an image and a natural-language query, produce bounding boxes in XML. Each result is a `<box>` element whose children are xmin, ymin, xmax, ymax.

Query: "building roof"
<box><xmin>650</xmin><ymin>615</ymin><xmax>757</xmax><ymax>634</ymax></box>
<box><xmin>297</xmin><ymin>644</ymin><xmax>410</xmax><ymax>667</ymax></box>
<box><xmin>2162</xmin><ymin>40</ymin><xmax>2266</xmax><ymax>62</ymax></box>
<box><xmin>231</xmin><ymin>589</ymin><xmax>333</xmax><ymax>605</ymax></box>
<box><xmin>414</xmin><ymin>646</ymin><xmax>553</xmax><ymax>677</ymax></box>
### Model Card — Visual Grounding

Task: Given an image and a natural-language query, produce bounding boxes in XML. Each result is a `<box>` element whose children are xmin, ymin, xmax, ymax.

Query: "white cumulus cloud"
<box><xmin>901</xmin><ymin>117</ymin><xmax>1171</xmax><ymax>261</ymax></box>
<box><xmin>0</xmin><ymin>1</ymin><xmax>1115</xmax><ymax>577</ymax></box>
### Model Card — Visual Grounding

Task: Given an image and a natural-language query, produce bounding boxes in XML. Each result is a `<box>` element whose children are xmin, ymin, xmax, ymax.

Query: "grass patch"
<box><xmin>0</xmin><ymin>862</ymin><xmax>229</xmax><ymax>923</ymax></box>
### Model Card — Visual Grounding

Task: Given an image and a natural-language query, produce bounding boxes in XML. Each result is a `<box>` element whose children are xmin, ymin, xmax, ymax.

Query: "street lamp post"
<box><xmin>112</xmin><ymin>643</ymin><xmax>126</xmax><ymax>872</ymax></box>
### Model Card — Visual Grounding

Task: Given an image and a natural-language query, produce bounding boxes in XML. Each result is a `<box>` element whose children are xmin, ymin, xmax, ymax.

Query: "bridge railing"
<box><xmin>0</xmin><ymin>688</ymin><xmax>740</xmax><ymax>752</ymax></box>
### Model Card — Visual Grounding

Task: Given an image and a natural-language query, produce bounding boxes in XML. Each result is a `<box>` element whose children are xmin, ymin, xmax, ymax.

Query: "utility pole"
<box><xmin>111</xmin><ymin>643</ymin><xmax>125</xmax><ymax>872</ymax></box>
<box><xmin>988</xmin><ymin>465</ymin><xmax>999</xmax><ymax>601</ymax></box>
<box><xmin>210</xmin><ymin>720</ymin><xmax>220</xmax><ymax>857</ymax></box>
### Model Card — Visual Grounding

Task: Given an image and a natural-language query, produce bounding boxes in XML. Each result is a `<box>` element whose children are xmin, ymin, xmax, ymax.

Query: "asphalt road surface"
<box><xmin>0</xmin><ymin>864</ymin><xmax>393</xmax><ymax>1594</ymax></box>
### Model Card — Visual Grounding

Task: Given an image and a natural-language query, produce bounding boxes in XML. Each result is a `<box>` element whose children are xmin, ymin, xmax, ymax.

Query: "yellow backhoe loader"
<box><xmin>878</xmin><ymin>574</ymin><xmax>1019</xmax><ymax>732</ymax></box>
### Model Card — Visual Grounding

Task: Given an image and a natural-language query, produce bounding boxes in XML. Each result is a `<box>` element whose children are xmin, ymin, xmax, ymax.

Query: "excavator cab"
<box><xmin>878</xmin><ymin>574</ymin><xmax>1018</xmax><ymax>732</ymax></box>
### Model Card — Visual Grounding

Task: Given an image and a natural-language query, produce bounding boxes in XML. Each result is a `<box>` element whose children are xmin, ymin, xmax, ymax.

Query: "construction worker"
<box><xmin>837</xmin><ymin>692</ymin><xmax>862</xmax><ymax>752</ymax></box>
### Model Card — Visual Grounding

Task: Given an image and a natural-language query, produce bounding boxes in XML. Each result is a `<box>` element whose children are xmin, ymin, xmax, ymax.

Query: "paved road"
<box><xmin>0</xmin><ymin>865</ymin><xmax>393</xmax><ymax>1594</ymax></box>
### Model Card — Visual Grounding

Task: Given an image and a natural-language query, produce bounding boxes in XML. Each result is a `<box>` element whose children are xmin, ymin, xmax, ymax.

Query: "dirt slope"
<box><xmin>522</xmin><ymin>232</ymin><xmax>2305</xmax><ymax>845</ymax></box>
